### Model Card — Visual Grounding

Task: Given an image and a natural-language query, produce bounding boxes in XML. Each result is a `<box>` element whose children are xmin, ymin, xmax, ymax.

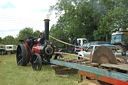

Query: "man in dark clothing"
<box><xmin>39</xmin><ymin>32</ymin><xmax>45</xmax><ymax>44</ymax></box>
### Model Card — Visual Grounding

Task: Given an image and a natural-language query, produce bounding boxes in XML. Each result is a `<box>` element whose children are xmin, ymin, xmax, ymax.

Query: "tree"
<box><xmin>2</xmin><ymin>35</ymin><xmax>15</xmax><ymax>45</ymax></box>
<box><xmin>33</xmin><ymin>30</ymin><xmax>42</xmax><ymax>38</ymax></box>
<box><xmin>50</xmin><ymin>24</ymin><xmax>69</xmax><ymax>47</ymax></box>
<box><xmin>17</xmin><ymin>27</ymin><xmax>34</xmax><ymax>41</ymax></box>
<box><xmin>50</xmin><ymin>0</ymin><xmax>115</xmax><ymax>41</ymax></box>
<box><xmin>94</xmin><ymin>1</ymin><xmax>128</xmax><ymax>41</ymax></box>
<box><xmin>16</xmin><ymin>27</ymin><xmax>41</xmax><ymax>44</ymax></box>
<box><xmin>50</xmin><ymin>0</ymin><xmax>94</xmax><ymax>42</ymax></box>
<box><xmin>0</xmin><ymin>27</ymin><xmax>42</xmax><ymax>45</ymax></box>
<box><xmin>0</xmin><ymin>37</ymin><xmax>2</xmax><ymax>44</ymax></box>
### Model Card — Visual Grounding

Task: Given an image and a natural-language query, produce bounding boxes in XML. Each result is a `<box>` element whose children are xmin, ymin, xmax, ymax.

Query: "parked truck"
<box><xmin>111</xmin><ymin>31</ymin><xmax>128</xmax><ymax>52</ymax></box>
<box><xmin>72</xmin><ymin>38</ymin><xmax>88</xmax><ymax>53</ymax></box>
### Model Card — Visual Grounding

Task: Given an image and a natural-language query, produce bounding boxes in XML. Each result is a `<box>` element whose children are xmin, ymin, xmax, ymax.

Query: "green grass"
<box><xmin>0</xmin><ymin>54</ymin><xmax>83</xmax><ymax>85</ymax></box>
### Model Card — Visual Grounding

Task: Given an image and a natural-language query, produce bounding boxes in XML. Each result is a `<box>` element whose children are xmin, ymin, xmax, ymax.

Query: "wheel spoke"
<box><xmin>33</xmin><ymin>57</ymin><xmax>38</xmax><ymax>64</ymax></box>
<box><xmin>18</xmin><ymin>53</ymin><xmax>22</xmax><ymax>58</ymax></box>
<box><xmin>18</xmin><ymin>59</ymin><xmax>22</xmax><ymax>65</ymax></box>
<box><xmin>34</xmin><ymin>58</ymin><xmax>40</xmax><ymax>69</ymax></box>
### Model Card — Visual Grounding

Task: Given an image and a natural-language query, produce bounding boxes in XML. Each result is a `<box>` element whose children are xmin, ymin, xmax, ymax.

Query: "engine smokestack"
<box><xmin>44</xmin><ymin>19</ymin><xmax>50</xmax><ymax>40</ymax></box>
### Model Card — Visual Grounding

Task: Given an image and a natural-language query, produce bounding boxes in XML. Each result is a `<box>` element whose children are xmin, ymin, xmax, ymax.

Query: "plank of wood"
<box><xmin>101</xmin><ymin>64</ymin><xmax>128</xmax><ymax>71</ymax></box>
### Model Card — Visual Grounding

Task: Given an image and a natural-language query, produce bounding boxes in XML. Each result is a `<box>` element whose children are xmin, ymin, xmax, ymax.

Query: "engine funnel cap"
<box><xmin>44</xmin><ymin>19</ymin><xmax>50</xmax><ymax>22</ymax></box>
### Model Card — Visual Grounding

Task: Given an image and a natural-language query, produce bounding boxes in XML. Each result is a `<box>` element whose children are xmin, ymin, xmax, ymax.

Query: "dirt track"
<box><xmin>74</xmin><ymin>79</ymin><xmax>101</xmax><ymax>85</ymax></box>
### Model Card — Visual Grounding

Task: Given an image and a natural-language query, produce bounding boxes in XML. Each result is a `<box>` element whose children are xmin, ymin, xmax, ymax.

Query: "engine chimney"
<box><xmin>44</xmin><ymin>19</ymin><xmax>50</xmax><ymax>40</ymax></box>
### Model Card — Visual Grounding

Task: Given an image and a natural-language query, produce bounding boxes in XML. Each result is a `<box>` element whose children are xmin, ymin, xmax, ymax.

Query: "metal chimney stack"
<box><xmin>44</xmin><ymin>19</ymin><xmax>50</xmax><ymax>40</ymax></box>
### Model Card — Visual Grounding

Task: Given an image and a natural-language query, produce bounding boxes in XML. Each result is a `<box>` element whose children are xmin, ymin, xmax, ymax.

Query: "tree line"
<box><xmin>0</xmin><ymin>27</ymin><xmax>41</xmax><ymax>45</ymax></box>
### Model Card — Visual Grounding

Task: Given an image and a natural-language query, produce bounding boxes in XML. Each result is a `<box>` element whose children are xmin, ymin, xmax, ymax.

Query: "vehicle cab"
<box><xmin>74</xmin><ymin>38</ymin><xmax>88</xmax><ymax>53</ymax></box>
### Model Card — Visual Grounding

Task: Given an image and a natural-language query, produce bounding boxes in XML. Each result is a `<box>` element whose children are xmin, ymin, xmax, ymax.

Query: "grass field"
<box><xmin>0</xmin><ymin>54</ymin><xmax>84</xmax><ymax>85</ymax></box>
<box><xmin>0</xmin><ymin>54</ymin><xmax>100</xmax><ymax>85</ymax></box>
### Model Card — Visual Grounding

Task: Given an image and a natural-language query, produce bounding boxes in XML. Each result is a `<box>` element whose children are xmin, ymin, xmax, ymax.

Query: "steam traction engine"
<box><xmin>16</xmin><ymin>19</ymin><xmax>55</xmax><ymax>70</ymax></box>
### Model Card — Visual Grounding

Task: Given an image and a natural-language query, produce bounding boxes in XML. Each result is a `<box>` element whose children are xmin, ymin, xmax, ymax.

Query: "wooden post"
<box><xmin>78</xmin><ymin>71</ymin><xmax>83</xmax><ymax>83</ymax></box>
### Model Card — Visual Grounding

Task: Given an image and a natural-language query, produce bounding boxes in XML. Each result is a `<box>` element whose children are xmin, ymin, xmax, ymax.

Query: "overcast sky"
<box><xmin>0</xmin><ymin>0</ymin><xmax>58</xmax><ymax>38</ymax></box>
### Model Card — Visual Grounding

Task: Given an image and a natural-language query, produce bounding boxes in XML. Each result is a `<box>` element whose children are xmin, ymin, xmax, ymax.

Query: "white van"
<box><xmin>5</xmin><ymin>45</ymin><xmax>17</xmax><ymax>54</ymax></box>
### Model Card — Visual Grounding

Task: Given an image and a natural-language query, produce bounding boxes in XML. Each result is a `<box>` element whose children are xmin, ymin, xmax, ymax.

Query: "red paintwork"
<box><xmin>79</xmin><ymin>71</ymin><xmax>128</xmax><ymax>85</ymax></box>
<box><xmin>32</xmin><ymin>44</ymin><xmax>41</xmax><ymax>55</ymax></box>
<box><xmin>25</xmin><ymin>42</ymin><xmax>30</xmax><ymax>61</ymax></box>
<box><xmin>37</xmin><ymin>38</ymin><xmax>41</xmax><ymax>44</ymax></box>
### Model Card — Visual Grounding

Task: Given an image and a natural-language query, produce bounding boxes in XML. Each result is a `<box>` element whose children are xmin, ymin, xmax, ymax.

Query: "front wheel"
<box><xmin>31</xmin><ymin>53</ymin><xmax>42</xmax><ymax>71</ymax></box>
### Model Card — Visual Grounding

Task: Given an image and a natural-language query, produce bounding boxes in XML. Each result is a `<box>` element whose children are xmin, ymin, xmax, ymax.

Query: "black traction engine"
<box><xmin>16</xmin><ymin>19</ymin><xmax>55</xmax><ymax>70</ymax></box>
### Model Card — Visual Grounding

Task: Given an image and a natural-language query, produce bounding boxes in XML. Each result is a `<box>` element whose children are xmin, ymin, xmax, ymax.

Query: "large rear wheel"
<box><xmin>31</xmin><ymin>53</ymin><xmax>42</xmax><ymax>71</ymax></box>
<box><xmin>16</xmin><ymin>44</ymin><xmax>28</xmax><ymax>66</ymax></box>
